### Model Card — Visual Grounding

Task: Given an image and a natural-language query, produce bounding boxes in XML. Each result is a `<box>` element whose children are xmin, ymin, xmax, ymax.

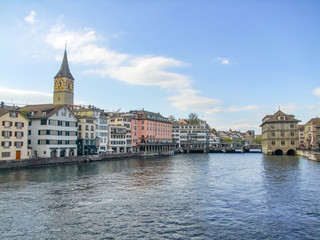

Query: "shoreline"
<box><xmin>0</xmin><ymin>152</ymin><xmax>169</xmax><ymax>170</ymax></box>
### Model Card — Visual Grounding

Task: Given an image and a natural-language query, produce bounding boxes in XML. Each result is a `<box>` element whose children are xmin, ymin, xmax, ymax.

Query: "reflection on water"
<box><xmin>1</xmin><ymin>154</ymin><xmax>320</xmax><ymax>239</ymax></box>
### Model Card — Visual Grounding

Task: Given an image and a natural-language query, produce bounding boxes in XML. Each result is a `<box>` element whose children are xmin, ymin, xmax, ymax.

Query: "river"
<box><xmin>0</xmin><ymin>153</ymin><xmax>320</xmax><ymax>239</ymax></box>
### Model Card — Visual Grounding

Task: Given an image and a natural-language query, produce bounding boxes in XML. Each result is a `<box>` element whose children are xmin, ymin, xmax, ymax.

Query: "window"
<box><xmin>290</xmin><ymin>132</ymin><xmax>294</xmax><ymax>137</ymax></box>
<box><xmin>291</xmin><ymin>141</ymin><xmax>295</xmax><ymax>145</ymax></box>
<box><xmin>281</xmin><ymin>141</ymin><xmax>285</xmax><ymax>146</ymax></box>
<box><xmin>41</xmin><ymin>119</ymin><xmax>47</xmax><ymax>125</ymax></box>
<box><xmin>1</xmin><ymin>141</ymin><xmax>11</xmax><ymax>148</ymax></box>
<box><xmin>290</xmin><ymin>124</ymin><xmax>294</xmax><ymax>129</ymax></box>
<box><xmin>2</xmin><ymin>131</ymin><xmax>12</xmax><ymax>138</ymax></box>
<box><xmin>1</xmin><ymin>152</ymin><xmax>10</xmax><ymax>157</ymax></box>
<box><xmin>10</xmin><ymin>112</ymin><xmax>18</xmax><ymax>118</ymax></box>
<box><xmin>2</xmin><ymin>121</ymin><xmax>12</xmax><ymax>128</ymax></box>
<box><xmin>15</xmin><ymin>131</ymin><xmax>23</xmax><ymax>138</ymax></box>
<box><xmin>61</xmin><ymin>108</ymin><xmax>66</xmax><ymax>116</ymax></box>
<box><xmin>281</xmin><ymin>132</ymin><xmax>285</xmax><ymax>137</ymax></box>
<box><xmin>15</xmin><ymin>122</ymin><xmax>24</xmax><ymax>129</ymax></box>
<box><xmin>141</xmin><ymin>126</ymin><xmax>144</xmax><ymax>130</ymax></box>
<box><xmin>15</xmin><ymin>142</ymin><xmax>23</xmax><ymax>148</ymax></box>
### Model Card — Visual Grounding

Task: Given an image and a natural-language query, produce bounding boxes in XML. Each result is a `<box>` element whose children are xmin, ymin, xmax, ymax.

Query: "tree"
<box><xmin>21</xmin><ymin>108</ymin><xmax>29</xmax><ymax>117</ymax></box>
<box><xmin>252</xmin><ymin>136</ymin><xmax>262</xmax><ymax>144</ymax></box>
<box><xmin>188</xmin><ymin>112</ymin><xmax>199</xmax><ymax>124</ymax></box>
<box><xmin>168</xmin><ymin>115</ymin><xmax>177</xmax><ymax>123</ymax></box>
<box><xmin>222</xmin><ymin>137</ymin><xmax>232</xmax><ymax>142</ymax></box>
<box><xmin>210</xmin><ymin>128</ymin><xmax>218</xmax><ymax>135</ymax></box>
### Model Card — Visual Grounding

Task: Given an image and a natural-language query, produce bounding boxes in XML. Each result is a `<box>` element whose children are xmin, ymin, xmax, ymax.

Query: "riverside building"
<box><xmin>0</xmin><ymin>108</ymin><xmax>30</xmax><ymax>160</ymax></box>
<box><xmin>261</xmin><ymin>110</ymin><xmax>300</xmax><ymax>155</ymax></box>
<box><xmin>172</xmin><ymin>119</ymin><xmax>210</xmax><ymax>153</ymax></box>
<box><xmin>131</xmin><ymin>110</ymin><xmax>173</xmax><ymax>153</ymax></box>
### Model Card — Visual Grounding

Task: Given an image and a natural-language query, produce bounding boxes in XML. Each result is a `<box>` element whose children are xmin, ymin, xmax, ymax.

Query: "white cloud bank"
<box><xmin>45</xmin><ymin>24</ymin><xmax>258</xmax><ymax>114</ymax></box>
<box><xmin>25</xmin><ymin>11</ymin><xmax>36</xmax><ymax>24</ymax></box>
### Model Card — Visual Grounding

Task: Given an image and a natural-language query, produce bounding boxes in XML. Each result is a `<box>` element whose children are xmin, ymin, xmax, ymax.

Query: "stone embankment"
<box><xmin>0</xmin><ymin>152</ymin><xmax>169</xmax><ymax>169</ymax></box>
<box><xmin>297</xmin><ymin>149</ymin><xmax>320</xmax><ymax>162</ymax></box>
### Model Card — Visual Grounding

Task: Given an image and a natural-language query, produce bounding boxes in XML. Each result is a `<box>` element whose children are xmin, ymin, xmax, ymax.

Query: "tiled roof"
<box><xmin>307</xmin><ymin>117</ymin><xmax>320</xmax><ymax>125</ymax></box>
<box><xmin>20</xmin><ymin>104</ymin><xmax>64</xmax><ymax>119</ymax></box>
<box><xmin>262</xmin><ymin>110</ymin><xmax>300</xmax><ymax>124</ymax></box>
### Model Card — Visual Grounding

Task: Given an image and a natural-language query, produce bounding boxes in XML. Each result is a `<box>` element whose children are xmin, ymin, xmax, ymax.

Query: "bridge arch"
<box><xmin>274</xmin><ymin>149</ymin><xmax>283</xmax><ymax>155</ymax></box>
<box><xmin>287</xmin><ymin>149</ymin><xmax>296</xmax><ymax>155</ymax></box>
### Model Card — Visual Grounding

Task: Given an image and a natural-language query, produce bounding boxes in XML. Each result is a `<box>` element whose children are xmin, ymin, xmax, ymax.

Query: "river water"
<box><xmin>1</xmin><ymin>153</ymin><xmax>320</xmax><ymax>240</ymax></box>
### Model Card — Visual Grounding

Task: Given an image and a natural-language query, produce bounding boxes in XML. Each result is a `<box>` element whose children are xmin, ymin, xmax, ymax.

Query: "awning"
<box><xmin>85</xmin><ymin>145</ymin><xmax>97</xmax><ymax>150</ymax></box>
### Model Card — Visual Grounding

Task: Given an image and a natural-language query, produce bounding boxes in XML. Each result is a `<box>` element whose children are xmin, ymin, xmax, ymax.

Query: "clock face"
<box><xmin>54</xmin><ymin>78</ymin><xmax>65</xmax><ymax>91</ymax></box>
<box><xmin>66</xmin><ymin>80</ymin><xmax>73</xmax><ymax>92</ymax></box>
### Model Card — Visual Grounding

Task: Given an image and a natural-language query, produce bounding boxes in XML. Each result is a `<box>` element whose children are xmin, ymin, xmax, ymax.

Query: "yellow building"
<box><xmin>261</xmin><ymin>110</ymin><xmax>300</xmax><ymax>155</ymax></box>
<box><xmin>0</xmin><ymin>108</ymin><xmax>30</xmax><ymax>160</ymax></box>
<box><xmin>303</xmin><ymin>118</ymin><xmax>320</xmax><ymax>149</ymax></box>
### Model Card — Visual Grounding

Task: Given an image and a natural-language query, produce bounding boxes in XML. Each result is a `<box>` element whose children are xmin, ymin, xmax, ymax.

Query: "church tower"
<box><xmin>53</xmin><ymin>49</ymin><xmax>74</xmax><ymax>105</ymax></box>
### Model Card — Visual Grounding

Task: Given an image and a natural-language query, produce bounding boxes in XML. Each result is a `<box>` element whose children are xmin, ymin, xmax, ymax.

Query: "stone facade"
<box><xmin>303</xmin><ymin>118</ymin><xmax>320</xmax><ymax>149</ymax></box>
<box><xmin>261</xmin><ymin>110</ymin><xmax>300</xmax><ymax>155</ymax></box>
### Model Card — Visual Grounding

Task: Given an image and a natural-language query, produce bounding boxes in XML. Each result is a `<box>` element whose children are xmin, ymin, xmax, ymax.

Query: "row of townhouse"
<box><xmin>297</xmin><ymin>117</ymin><xmax>320</xmax><ymax>150</ymax></box>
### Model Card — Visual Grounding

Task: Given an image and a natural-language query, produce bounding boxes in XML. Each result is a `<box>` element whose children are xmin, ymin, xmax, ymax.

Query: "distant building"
<box><xmin>72</xmin><ymin>106</ymin><xmax>108</xmax><ymax>153</ymax></box>
<box><xmin>0</xmin><ymin>108</ymin><xmax>30</xmax><ymax>160</ymax></box>
<box><xmin>108</xmin><ymin>113</ymin><xmax>132</xmax><ymax>153</ymax></box>
<box><xmin>173</xmin><ymin>119</ymin><xmax>210</xmax><ymax>152</ymax></box>
<box><xmin>260</xmin><ymin>110</ymin><xmax>300</xmax><ymax>155</ymax></box>
<box><xmin>130</xmin><ymin>110</ymin><xmax>173</xmax><ymax>153</ymax></box>
<box><xmin>303</xmin><ymin>118</ymin><xmax>320</xmax><ymax>149</ymax></box>
<box><xmin>244</xmin><ymin>130</ymin><xmax>255</xmax><ymax>145</ymax></box>
<box><xmin>298</xmin><ymin>125</ymin><xmax>305</xmax><ymax>147</ymax></box>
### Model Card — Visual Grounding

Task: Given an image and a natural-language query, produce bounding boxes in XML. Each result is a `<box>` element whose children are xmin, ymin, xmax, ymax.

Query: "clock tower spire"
<box><xmin>53</xmin><ymin>48</ymin><xmax>74</xmax><ymax>106</ymax></box>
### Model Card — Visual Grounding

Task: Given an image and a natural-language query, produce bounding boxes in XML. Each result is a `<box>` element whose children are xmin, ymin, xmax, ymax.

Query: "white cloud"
<box><xmin>206</xmin><ymin>105</ymin><xmax>261</xmax><ymax>114</ymax></box>
<box><xmin>25</xmin><ymin>11</ymin><xmax>36</xmax><ymax>24</ymax></box>
<box><xmin>167</xmin><ymin>92</ymin><xmax>221</xmax><ymax>111</ymax></box>
<box><xmin>0</xmin><ymin>86</ymin><xmax>52</xmax><ymax>105</ymax></box>
<box><xmin>45</xmin><ymin>24</ymin><xmax>260</xmax><ymax>114</ymax></box>
<box><xmin>215</xmin><ymin>57</ymin><xmax>230</xmax><ymax>65</ymax></box>
<box><xmin>0</xmin><ymin>86</ymin><xmax>84</xmax><ymax>106</ymax></box>
<box><xmin>312</xmin><ymin>87</ymin><xmax>320</xmax><ymax>96</ymax></box>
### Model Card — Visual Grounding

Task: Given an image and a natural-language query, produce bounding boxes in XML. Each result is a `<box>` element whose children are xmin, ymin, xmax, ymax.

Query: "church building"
<box><xmin>21</xmin><ymin>49</ymin><xmax>78</xmax><ymax>158</ymax></box>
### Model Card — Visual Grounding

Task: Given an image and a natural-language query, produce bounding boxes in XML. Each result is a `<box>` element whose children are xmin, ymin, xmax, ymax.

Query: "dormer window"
<box><xmin>42</xmin><ymin>111</ymin><xmax>47</xmax><ymax>115</ymax></box>
<box><xmin>278</xmin><ymin>116</ymin><xmax>286</xmax><ymax>120</ymax></box>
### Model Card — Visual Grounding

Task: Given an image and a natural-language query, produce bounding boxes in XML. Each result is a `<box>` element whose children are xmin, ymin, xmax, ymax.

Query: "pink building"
<box><xmin>130</xmin><ymin>110</ymin><xmax>173</xmax><ymax>153</ymax></box>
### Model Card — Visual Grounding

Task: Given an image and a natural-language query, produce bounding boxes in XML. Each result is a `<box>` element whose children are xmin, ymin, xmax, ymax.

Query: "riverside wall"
<box><xmin>0</xmin><ymin>152</ymin><xmax>168</xmax><ymax>170</ymax></box>
<box><xmin>297</xmin><ymin>149</ymin><xmax>320</xmax><ymax>162</ymax></box>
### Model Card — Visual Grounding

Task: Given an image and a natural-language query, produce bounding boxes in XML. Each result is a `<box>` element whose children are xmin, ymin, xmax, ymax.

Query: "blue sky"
<box><xmin>1</xmin><ymin>0</ymin><xmax>319</xmax><ymax>133</ymax></box>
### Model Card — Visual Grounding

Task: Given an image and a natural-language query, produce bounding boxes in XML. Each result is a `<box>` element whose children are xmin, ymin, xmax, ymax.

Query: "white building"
<box><xmin>173</xmin><ymin>119</ymin><xmax>210</xmax><ymax>151</ymax></box>
<box><xmin>23</xmin><ymin>104</ymin><xmax>78</xmax><ymax>158</ymax></box>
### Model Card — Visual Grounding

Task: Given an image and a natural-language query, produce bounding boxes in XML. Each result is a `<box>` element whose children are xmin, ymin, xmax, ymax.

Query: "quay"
<box><xmin>0</xmin><ymin>152</ymin><xmax>168</xmax><ymax>170</ymax></box>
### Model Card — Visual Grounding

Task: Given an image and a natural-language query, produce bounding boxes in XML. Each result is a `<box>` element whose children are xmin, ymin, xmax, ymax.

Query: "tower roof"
<box><xmin>54</xmin><ymin>50</ymin><xmax>74</xmax><ymax>80</ymax></box>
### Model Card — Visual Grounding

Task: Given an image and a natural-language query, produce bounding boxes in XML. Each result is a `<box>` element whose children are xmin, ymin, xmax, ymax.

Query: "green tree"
<box><xmin>21</xmin><ymin>108</ymin><xmax>29</xmax><ymax>117</ymax></box>
<box><xmin>222</xmin><ymin>137</ymin><xmax>232</xmax><ymax>142</ymax></box>
<box><xmin>188</xmin><ymin>112</ymin><xmax>199</xmax><ymax>124</ymax></box>
<box><xmin>252</xmin><ymin>136</ymin><xmax>262</xmax><ymax>144</ymax></box>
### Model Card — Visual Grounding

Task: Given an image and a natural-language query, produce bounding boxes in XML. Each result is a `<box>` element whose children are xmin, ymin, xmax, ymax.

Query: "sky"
<box><xmin>0</xmin><ymin>0</ymin><xmax>319</xmax><ymax>133</ymax></box>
